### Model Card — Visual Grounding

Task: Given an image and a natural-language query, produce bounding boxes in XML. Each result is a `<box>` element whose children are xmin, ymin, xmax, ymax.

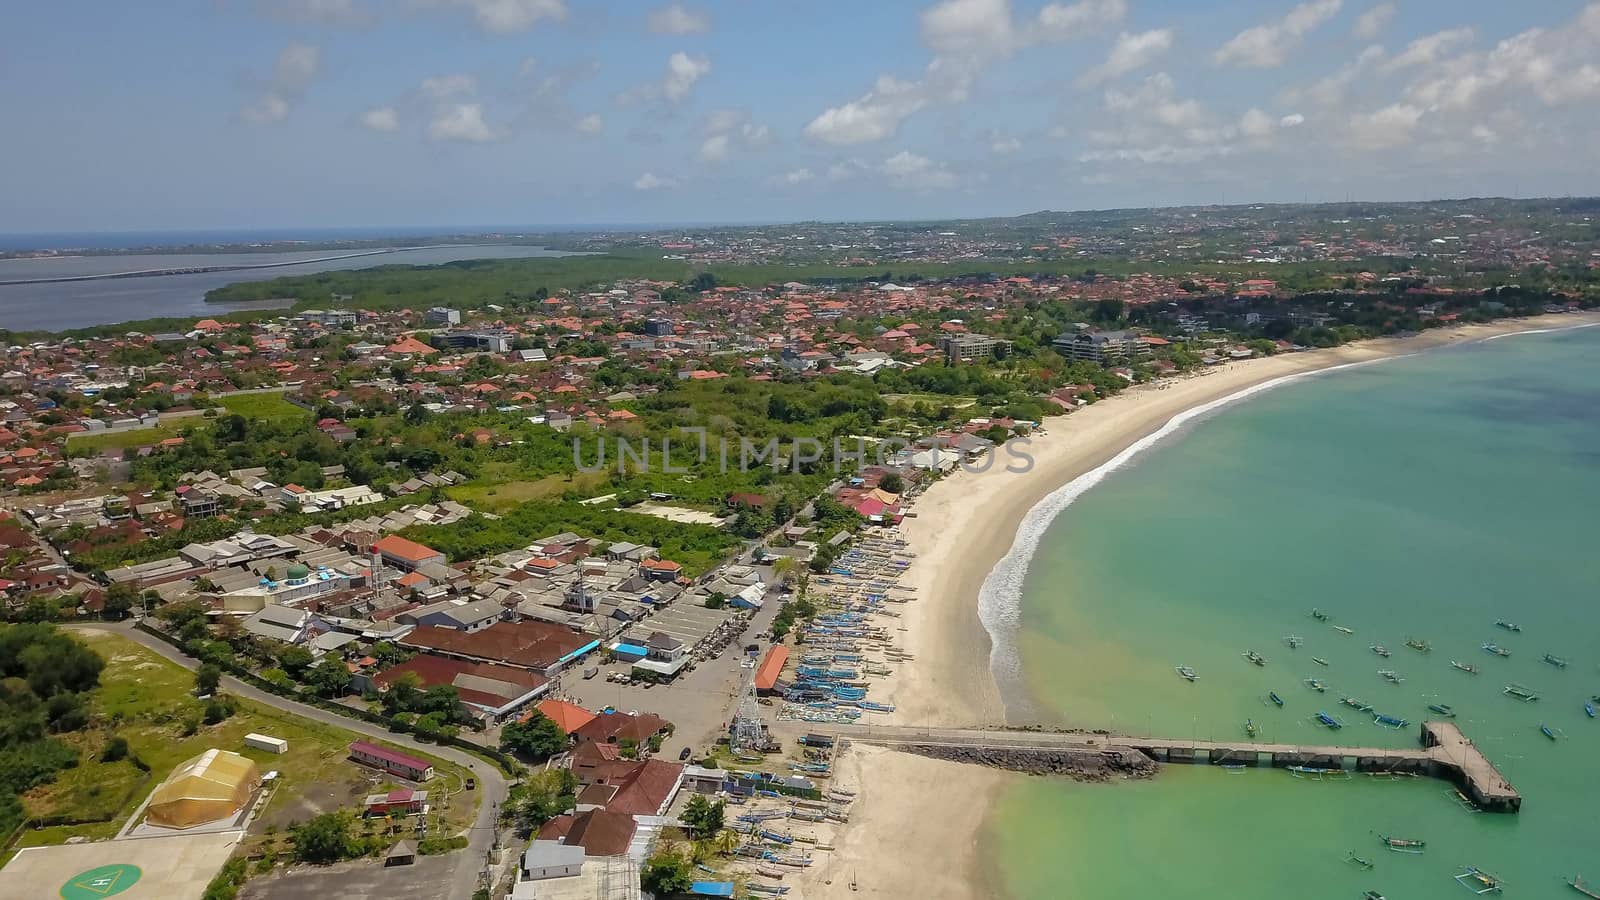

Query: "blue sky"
<box><xmin>3</xmin><ymin>0</ymin><xmax>1599</xmax><ymax>232</ymax></box>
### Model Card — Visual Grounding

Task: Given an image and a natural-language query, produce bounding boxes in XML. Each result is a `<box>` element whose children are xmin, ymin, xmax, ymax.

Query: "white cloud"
<box><xmin>419</xmin><ymin>74</ymin><xmax>477</xmax><ymax>100</ymax></box>
<box><xmin>807</xmin><ymin>0</ymin><xmax>1125</xmax><ymax>146</ymax></box>
<box><xmin>1383</xmin><ymin>27</ymin><xmax>1475</xmax><ymax>72</ymax></box>
<box><xmin>429</xmin><ymin>103</ymin><xmax>496</xmax><ymax>142</ymax></box>
<box><xmin>663</xmin><ymin>51</ymin><xmax>711</xmax><ymax>102</ymax></box>
<box><xmin>1077</xmin><ymin>29</ymin><xmax>1173</xmax><ymax>87</ymax></box>
<box><xmin>990</xmin><ymin>133</ymin><xmax>1023</xmax><ymax>153</ymax></box>
<box><xmin>254</xmin><ymin>0</ymin><xmax>372</xmax><ymax>26</ymax></box>
<box><xmin>360</xmin><ymin>106</ymin><xmax>399</xmax><ymax>131</ymax></box>
<box><xmin>781</xmin><ymin>168</ymin><xmax>816</xmax><ymax>184</ymax></box>
<box><xmin>698</xmin><ymin>109</ymin><xmax>771</xmax><ymax>160</ymax></box>
<box><xmin>1238</xmin><ymin>107</ymin><xmax>1276</xmax><ymax>138</ymax></box>
<box><xmin>1402</xmin><ymin>8</ymin><xmax>1600</xmax><ymax>113</ymax></box>
<box><xmin>422</xmin><ymin>0</ymin><xmax>566</xmax><ymax>33</ymax></box>
<box><xmin>1353</xmin><ymin>2</ymin><xmax>1395</xmax><ymax>40</ymax></box>
<box><xmin>883</xmin><ymin>150</ymin><xmax>958</xmax><ymax>190</ymax></box>
<box><xmin>634</xmin><ymin>172</ymin><xmax>678</xmax><ymax>190</ymax></box>
<box><xmin>648</xmin><ymin>4</ymin><xmax>709</xmax><ymax>35</ymax></box>
<box><xmin>242</xmin><ymin>94</ymin><xmax>291</xmax><ymax>125</ymax></box>
<box><xmin>241</xmin><ymin>42</ymin><xmax>321</xmax><ymax>125</ymax></box>
<box><xmin>1280</xmin><ymin>112</ymin><xmax>1307</xmax><ymax>127</ymax></box>
<box><xmin>1346</xmin><ymin>102</ymin><xmax>1423</xmax><ymax>149</ymax></box>
<box><xmin>575</xmin><ymin>113</ymin><xmax>604</xmax><ymax>134</ymax></box>
<box><xmin>804</xmin><ymin>75</ymin><xmax>928</xmax><ymax>145</ymax></box>
<box><xmin>1215</xmin><ymin>0</ymin><xmax>1343</xmax><ymax>68</ymax></box>
<box><xmin>1079</xmin><ymin>144</ymin><xmax>1234</xmax><ymax>165</ymax></box>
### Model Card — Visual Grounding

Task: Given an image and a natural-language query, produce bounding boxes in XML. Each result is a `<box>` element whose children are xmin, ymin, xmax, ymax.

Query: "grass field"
<box><xmin>216</xmin><ymin>392</ymin><xmax>308</xmax><ymax>422</ymax></box>
<box><xmin>446</xmin><ymin>468</ymin><xmax>607</xmax><ymax>512</ymax></box>
<box><xmin>64</xmin><ymin>417</ymin><xmax>199</xmax><ymax>452</ymax></box>
<box><xmin>16</xmin><ymin>631</ymin><xmax>475</xmax><ymax>855</ymax></box>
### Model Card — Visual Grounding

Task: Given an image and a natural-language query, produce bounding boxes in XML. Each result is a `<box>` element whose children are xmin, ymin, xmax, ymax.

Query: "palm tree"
<box><xmin>714</xmin><ymin>828</ymin><xmax>740</xmax><ymax>857</ymax></box>
<box><xmin>689</xmin><ymin>838</ymin><xmax>714</xmax><ymax>864</ymax></box>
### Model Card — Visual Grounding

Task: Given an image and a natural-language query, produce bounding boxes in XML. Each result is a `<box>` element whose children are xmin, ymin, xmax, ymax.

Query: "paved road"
<box><xmin>74</xmin><ymin>621</ymin><xmax>510</xmax><ymax>900</ymax></box>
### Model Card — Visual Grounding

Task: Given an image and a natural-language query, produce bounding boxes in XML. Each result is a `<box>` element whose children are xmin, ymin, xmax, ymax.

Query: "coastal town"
<box><xmin>2</xmin><ymin>200</ymin><xmax>1599</xmax><ymax>900</ymax></box>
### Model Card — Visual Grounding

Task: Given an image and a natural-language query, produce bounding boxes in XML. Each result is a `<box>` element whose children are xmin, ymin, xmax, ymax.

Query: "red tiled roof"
<box><xmin>373</xmin><ymin>534</ymin><xmax>443</xmax><ymax>564</ymax></box>
<box><xmin>754</xmin><ymin>645</ymin><xmax>789</xmax><ymax>691</ymax></box>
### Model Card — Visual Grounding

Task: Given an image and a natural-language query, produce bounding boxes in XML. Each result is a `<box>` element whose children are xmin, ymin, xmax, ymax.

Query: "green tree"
<box><xmin>277</xmin><ymin>645</ymin><xmax>314</xmax><ymax>679</ymax></box>
<box><xmin>680</xmin><ymin>794</ymin><xmax>725</xmax><ymax>840</ymax></box>
<box><xmin>292</xmin><ymin>811</ymin><xmax>362</xmax><ymax>863</ymax></box>
<box><xmin>500</xmin><ymin>713</ymin><xmax>569</xmax><ymax>761</ymax></box>
<box><xmin>306</xmin><ymin>656</ymin><xmax>352</xmax><ymax>696</ymax></box>
<box><xmin>102</xmin><ymin>582</ymin><xmax>137</xmax><ymax>619</ymax></box>
<box><xmin>877</xmin><ymin>472</ymin><xmax>904</xmax><ymax>494</ymax></box>
<box><xmin>196</xmin><ymin>663</ymin><xmax>222</xmax><ymax>696</ymax></box>
<box><xmin>640</xmin><ymin>850</ymin><xmax>694</xmax><ymax>895</ymax></box>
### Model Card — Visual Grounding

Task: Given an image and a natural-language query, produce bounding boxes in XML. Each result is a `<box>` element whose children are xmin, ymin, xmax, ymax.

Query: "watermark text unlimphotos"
<box><xmin>572</xmin><ymin>427</ymin><xmax>1036</xmax><ymax>476</ymax></box>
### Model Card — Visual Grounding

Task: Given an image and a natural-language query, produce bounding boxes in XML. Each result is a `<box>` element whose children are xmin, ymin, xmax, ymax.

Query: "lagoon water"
<box><xmin>993</xmin><ymin>325</ymin><xmax>1600</xmax><ymax>898</ymax></box>
<box><xmin>0</xmin><ymin>244</ymin><xmax>572</xmax><ymax>331</ymax></box>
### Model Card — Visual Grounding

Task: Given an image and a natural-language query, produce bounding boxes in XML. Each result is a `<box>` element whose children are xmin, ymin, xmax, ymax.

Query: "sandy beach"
<box><xmin>801</xmin><ymin>311</ymin><xmax>1600</xmax><ymax>900</ymax></box>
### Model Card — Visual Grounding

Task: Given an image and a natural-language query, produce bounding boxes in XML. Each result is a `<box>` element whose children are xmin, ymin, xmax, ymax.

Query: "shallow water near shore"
<box><xmin>994</xmin><ymin>325</ymin><xmax>1600</xmax><ymax>898</ymax></box>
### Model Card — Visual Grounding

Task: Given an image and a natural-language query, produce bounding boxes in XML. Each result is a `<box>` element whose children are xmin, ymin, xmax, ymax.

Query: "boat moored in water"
<box><xmin>1452</xmin><ymin>660</ymin><xmax>1479</xmax><ymax>674</ymax></box>
<box><xmin>1284</xmin><ymin>635</ymin><xmax>1303</xmax><ymax>648</ymax></box>
<box><xmin>1541</xmin><ymin>723</ymin><xmax>1560</xmax><ymax>741</ymax></box>
<box><xmin>1313</xmin><ymin>657</ymin><xmax>1330</xmax><ymax>666</ymax></box>
<box><xmin>1315</xmin><ymin>711</ymin><xmax>1343</xmax><ymax>729</ymax></box>
<box><xmin>1454</xmin><ymin>866</ymin><xmax>1504</xmax><ymax>894</ymax></box>
<box><xmin>1312</xmin><ymin>609</ymin><xmax>1330</xmax><ymax>621</ymax></box>
<box><xmin>1429</xmin><ymin>702</ymin><xmax>1457</xmax><ymax>717</ymax></box>
<box><xmin>1379</xmin><ymin>835</ymin><xmax>1425</xmax><ymax>853</ymax></box>
<box><xmin>1340</xmin><ymin>696</ymin><xmax>1374</xmax><ymax>712</ymax></box>
<box><xmin>1333</xmin><ymin>625</ymin><xmax>1355</xmax><ymax>635</ymax></box>
<box><xmin>1269</xmin><ymin>691</ymin><xmax>1285</xmax><ymax>707</ymax></box>
<box><xmin>1482</xmin><ymin>642</ymin><xmax>1511</xmax><ymax>658</ymax></box>
<box><xmin>1504</xmin><ymin>683</ymin><xmax>1540</xmax><ymax>702</ymax></box>
<box><xmin>1305</xmin><ymin>678</ymin><xmax>1329</xmax><ymax>692</ymax></box>
<box><xmin>1568</xmin><ymin>875</ymin><xmax>1600</xmax><ymax>899</ymax></box>
<box><xmin>1495</xmin><ymin>619</ymin><xmax>1521</xmax><ymax>632</ymax></box>
<box><xmin>1587</xmin><ymin>701</ymin><xmax>1596</xmax><ymax>718</ymax></box>
<box><xmin>1175</xmin><ymin>665</ymin><xmax>1198</xmax><ymax>682</ymax></box>
<box><xmin>1370</xmin><ymin>644</ymin><xmax>1391</xmax><ymax>657</ymax></box>
<box><xmin>1543</xmin><ymin>653</ymin><xmax>1568</xmax><ymax>669</ymax></box>
<box><xmin>1346</xmin><ymin>852</ymin><xmax>1375</xmax><ymax>869</ymax></box>
<box><xmin>1378</xmin><ymin>669</ymin><xmax>1405</xmax><ymax>684</ymax></box>
<box><xmin>1363</xmin><ymin>892</ymin><xmax>1386</xmax><ymax>900</ymax></box>
<box><xmin>1374</xmin><ymin>713</ymin><xmax>1409</xmax><ymax>728</ymax></box>
<box><xmin>1405</xmin><ymin>638</ymin><xmax>1431</xmax><ymax>652</ymax></box>
<box><xmin>1243</xmin><ymin>650</ymin><xmax>1267</xmax><ymax>667</ymax></box>
<box><xmin>1245</xmin><ymin>718</ymin><xmax>1259</xmax><ymax>737</ymax></box>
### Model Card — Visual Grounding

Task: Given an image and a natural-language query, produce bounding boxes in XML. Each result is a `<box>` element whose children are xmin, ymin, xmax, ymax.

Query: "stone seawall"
<box><xmin>885</xmin><ymin>742</ymin><xmax>1159</xmax><ymax>781</ymax></box>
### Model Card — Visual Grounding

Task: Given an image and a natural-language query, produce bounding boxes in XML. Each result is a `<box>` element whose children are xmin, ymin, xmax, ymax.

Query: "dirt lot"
<box><xmin>239</xmin><ymin>852</ymin><xmax>465</xmax><ymax>900</ymax></box>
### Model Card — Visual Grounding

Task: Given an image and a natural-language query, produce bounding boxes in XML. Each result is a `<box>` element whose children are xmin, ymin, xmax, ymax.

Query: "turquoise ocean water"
<box><xmin>990</xmin><ymin>325</ymin><xmax>1600</xmax><ymax>899</ymax></box>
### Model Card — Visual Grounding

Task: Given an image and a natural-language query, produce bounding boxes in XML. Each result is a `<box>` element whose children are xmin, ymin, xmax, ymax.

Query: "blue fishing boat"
<box><xmin>1305</xmin><ymin>678</ymin><xmax>1329</xmax><ymax>692</ymax></box>
<box><xmin>1315</xmin><ymin>711</ymin><xmax>1343</xmax><ymax>729</ymax></box>
<box><xmin>1482</xmin><ymin>642</ymin><xmax>1511</xmax><ymax>658</ymax></box>
<box><xmin>1586</xmin><ymin>701</ymin><xmax>1595</xmax><ymax>718</ymax></box>
<box><xmin>1541</xmin><ymin>723</ymin><xmax>1559</xmax><ymax>741</ymax></box>
<box><xmin>1429</xmin><ymin>703</ymin><xmax>1457</xmax><ymax>718</ymax></box>
<box><xmin>1269</xmin><ymin>691</ymin><xmax>1285</xmax><ymax>707</ymax></box>
<box><xmin>1373</xmin><ymin>713</ymin><xmax>1409</xmax><ymax>729</ymax></box>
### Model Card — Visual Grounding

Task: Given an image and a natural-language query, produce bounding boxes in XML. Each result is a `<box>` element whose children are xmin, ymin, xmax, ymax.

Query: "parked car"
<box><xmin>583</xmin><ymin>666</ymin><xmax>599</xmax><ymax>680</ymax></box>
<box><xmin>679</xmin><ymin>747</ymin><xmax>693</xmax><ymax>761</ymax></box>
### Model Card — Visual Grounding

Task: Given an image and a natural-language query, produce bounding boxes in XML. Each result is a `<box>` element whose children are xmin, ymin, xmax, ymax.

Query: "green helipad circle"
<box><xmin>60</xmin><ymin>864</ymin><xmax>142</xmax><ymax>900</ymax></box>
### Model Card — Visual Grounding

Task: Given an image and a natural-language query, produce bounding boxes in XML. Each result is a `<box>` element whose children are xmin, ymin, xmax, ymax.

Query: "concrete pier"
<box><xmin>837</xmin><ymin>720</ymin><xmax>1522</xmax><ymax>812</ymax></box>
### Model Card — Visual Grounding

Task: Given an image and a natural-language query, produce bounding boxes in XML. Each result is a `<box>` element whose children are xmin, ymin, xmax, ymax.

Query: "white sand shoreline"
<box><xmin>797</xmin><ymin>311</ymin><xmax>1600</xmax><ymax>900</ymax></box>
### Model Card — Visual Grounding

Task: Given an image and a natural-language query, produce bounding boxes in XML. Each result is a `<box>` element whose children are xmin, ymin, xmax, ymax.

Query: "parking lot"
<box><xmin>240</xmin><ymin>853</ymin><xmax>464</xmax><ymax>900</ymax></box>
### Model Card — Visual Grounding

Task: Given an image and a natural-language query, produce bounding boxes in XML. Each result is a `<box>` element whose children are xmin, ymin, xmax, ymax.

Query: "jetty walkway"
<box><xmin>835</xmin><ymin>721</ymin><xmax>1521</xmax><ymax>812</ymax></box>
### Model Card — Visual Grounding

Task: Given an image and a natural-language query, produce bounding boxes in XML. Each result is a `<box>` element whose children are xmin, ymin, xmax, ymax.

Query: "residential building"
<box><xmin>940</xmin><ymin>333</ymin><xmax>1012</xmax><ymax>363</ymax></box>
<box><xmin>425</xmin><ymin>307</ymin><xmax>462</xmax><ymax>326</ymax></box>
<box><xmin>372</xmin><ymin>534</ymin><xmax>446</xmax><ymax>572</ymax></box>
<box><xmin>398</xmin><ymin>597</ymin><xmax>504</xmax><ymax>633</ymax></box>
<box><xmin>1051</xmin><ymin>330</ymin><xmax>1149</xmax><ymax>364</ymax></box>
<box><xmin>348</xmin><ymin>741</ymin><xmax>434</xmax><ymax>781</ymax></box>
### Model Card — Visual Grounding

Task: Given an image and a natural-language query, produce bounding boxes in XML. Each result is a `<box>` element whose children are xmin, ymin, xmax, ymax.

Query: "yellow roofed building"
<box><xmin>145</xmin><ymin>749</ymin><xmax>262</xmax><ymax>829</ymax></box>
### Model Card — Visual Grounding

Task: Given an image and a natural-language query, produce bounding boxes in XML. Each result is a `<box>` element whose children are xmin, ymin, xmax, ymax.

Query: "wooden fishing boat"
<box><xmin>1482</xmin><ymin>642</ymin><xmax>1511</xmax><ymax>658</ymax></box>
<box><xmin>1568</xmin><ymin>875</ymin><xmax>1600</xmax><ymax>899</ymax></box>
<box><xmin>1363</xmin><ymin>892</ymin><xmax>1386</xmax><ymax>900</ymax></box>
<box><xmin>1380</xmin><ymin>835</ymin><xmax>1425</xmax><ymax>853</ymax></box>
<box><xmin>1429</xmin><ymin>702</ymin><xmax>1457</xmax><ymax>717</ymax></box>
<box><xmin>1454</xmin><ymin>866</ymin><xmax>1504</xmax><ymax>894</ymax></box>
<box><xmin>1333</xmin><ymin>625</ymin><xmax>1355</xmax><ymax>635</ymax></box>
<box><xmin>1586</xmin><ymin>701</ymin><xmax>1595</xmax><ymax>718</ymax></box>
<box><xmin>1373</xmin><ymin>713</ymin><xmax>1409</xmax><ymax>728</ymax></box>
<box><xmin>1243</xmin><ymin>650</ymin><xmax>1267</xmax><ymax>667</ymax></box>
<box><xmin>1305</xmin><ymin>678</ymin><xmax>1329</xmax><ymax>692</ymax></box>
<box><xmin>1378</xmin><ymin>669</ymin><xmax>1405</xmax><ymax>684</ymax></box>
<box><xmin>1245</xmin><ymin>718</ymin><xmax>1259</xmax><ymax>738</ymax></box>
<box><xmin>1370</xmin><ymin>644</ymin><xmax>1391</xmax><ymax>657</ymax></box>
<box><xmin>1312</xmin><ymin>608</ymin><xmax>1330</xmax><ymax>621</ymax></box>
<box><xmin>1269</xmin><ymin>691</ymin><xmax>1285</xmax><ymax>707</ymax></box>
<box><xmin>1405</xmin><ymin>638</ymin><xmax>1431</xmax><ymax>652</ymax></box>
<box><xmin>1175</xmin><ymin>665</ymin><xmax>1198</xmax><ymax>682</ymax></box>
<box><xmin>1346</xmin><ymin>851</ymin><xmax>1375</xmax><ymax>869</ymax></box>
<box><xmin>1315</xmin><ymin>711</ymin><xmax>1343</xmax><ymax>729</ymax></box>
<box><xmin>1541</xmin><ymin>723</ymin><xmax>1560</xmax><ymax>741</ymax></box>
<box><xmin>1543</xmin><ymin>653</ymin><xmax>1568</xmax><ymax>669</ymax></box>
<box><xmin>1340</xmin><ymin>696</ymin><xmax>1374</xmax><ymax>712</ymax></box>
<box><xmin>1313</xmin><ymin>656</ymin><xmax>1330</xmax><ymax>666</ymax></box>
<box><xmin>1495</xmin><ymin>619</ymin><xmax>1521</xmax><ymax>632</ymax></box>
<box><xmin>1451</xmin><ymin>660</ymin><xmax>1479</xmax><ymax>674</ymax></box>
<box><xmin>1284</xmin><ymin>635</ymin><xmax>1304</xmax><ymax>648</ymax></box>
<box><xmin>1504</xmin><ymin>683</ymin><xmax>1539</xmax><ymax>702</ymax></box>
